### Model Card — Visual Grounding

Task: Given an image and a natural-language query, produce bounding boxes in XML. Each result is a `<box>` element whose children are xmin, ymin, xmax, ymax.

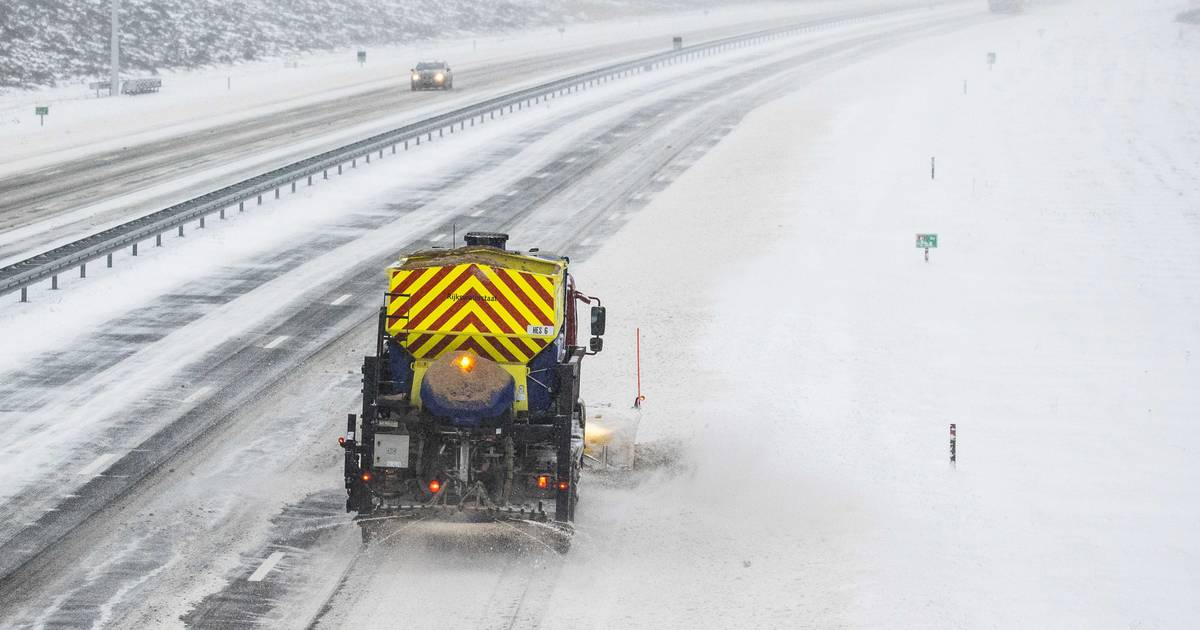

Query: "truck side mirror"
<box><xmin>590</xmin><ymin>306</ymin><xmax>606</xmax><ymax>336</ymax></box>
<box><xmin>589</xmin><ymin>336</ymin><xmax>604</xmax><ymax>353</ymax></box>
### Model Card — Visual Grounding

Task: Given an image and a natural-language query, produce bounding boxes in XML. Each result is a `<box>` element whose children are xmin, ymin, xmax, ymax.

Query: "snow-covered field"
<box><xmin>565</xmin><ymin>1</ymin><xmax>1199</xmax><ymax>627</ymax></box>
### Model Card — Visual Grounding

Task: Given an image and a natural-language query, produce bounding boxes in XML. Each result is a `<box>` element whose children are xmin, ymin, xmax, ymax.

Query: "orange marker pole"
<box><xmin>634</xmin><ymin>327</ymin><xmax>645</xmax><ymax>408</ymax></box>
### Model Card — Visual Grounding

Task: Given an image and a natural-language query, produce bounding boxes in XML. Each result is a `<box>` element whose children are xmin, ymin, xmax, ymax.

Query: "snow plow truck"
<box><xmin>340</xmin><ymin>232</ymin><xmax>605</xmax><ymax>547</ymax></box>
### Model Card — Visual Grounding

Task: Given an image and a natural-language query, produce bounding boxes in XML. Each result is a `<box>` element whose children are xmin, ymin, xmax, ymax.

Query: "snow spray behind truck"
<box><xmin>340</xmin><ymin>232</ymin><xmax>605</xmax><ymax>548</ymax></box>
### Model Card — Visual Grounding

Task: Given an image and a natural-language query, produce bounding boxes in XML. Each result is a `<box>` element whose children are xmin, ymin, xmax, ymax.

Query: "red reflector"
<box><xmin>338</xmin><ymin>436</ymin><xmax>346</xmax><ymax>446</ymax></box>
<box><xmin>429</xmin><ymin>479</ymin><xmax>442</xmax><ymax>493</ymax></box>
<box><xmin>537</xmin><ymin>475</ymin><xmax>549</xmax><ymax>489</ymax></box>
<box><xmin>361</xmin><ymin>471</ymin><xmax>372</xmax><ymax>482</ymax></box>
<box><xmin>556</xmin><ymin>480</ymin><xmax>569</xmax><ymax>491</ymax></box>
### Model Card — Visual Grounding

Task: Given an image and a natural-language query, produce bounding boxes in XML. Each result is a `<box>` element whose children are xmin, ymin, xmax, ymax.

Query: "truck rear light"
<box><xmin>429</xmin><ymin>479</ymin><xmax>442</xmax><ymax>493</ymax></box>
<box><xmin>556</xmin><ymin>480</ymin><xmax>569</xmax><ymax>491</ymax></box>
<box><xmin>537</xmin><ymin>475</ymin><xmax>549</xmax><ymax>489</ymax></box>
<box><xmin>361</xmin><ymin>471</ymin><xmax>372</xmax><ymax>482</ymax></box>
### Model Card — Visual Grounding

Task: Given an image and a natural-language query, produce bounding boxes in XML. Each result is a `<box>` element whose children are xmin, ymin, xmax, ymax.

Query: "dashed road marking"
<box><xmin>564</xmin><ymin>157</ymin><xmax>577</xmax><ymax>163</ymax></box>
<box><xmin>430</xmin><ymin>233</ymin><xmax>447</xmax><ymax>243</ymax></box>
<box><xmin>182</xmin><ymin>386</ymin><xmax>213</xmax><ymax>404</ymax></box>
<box><xmin>533</xmin><ymin>172</ymin><xmax>550</xmax><ymax>179</ymax></box>
<box><xmin>262</xmin><ymin>335</ymin><xmax>289</xmax><ymax>350</ymax></box>
<box><xmin>470</xmin><ymin>208</ymin><xmax>487</xmax><ymax>217</ymax></box>
<box><xmin>330</xmin><ymin>294</ymin><xmax>352</xmax><ymax>306</ymax></box>
<box><xmin>607</xmin><ymin>213</ymin><xmax>622</xmax><ymax>222</ymax></box>
<box><xmin>580</xmin><ymin>237</ymin><xmax>595</xmax><ymax>247</ymax></box>
<box><xmin>78</xmin><ymin>453</ymin><xmax>118</xmax><ymax>477</ymax></box>
<box><xmin>505</xmin><ymin>190</ymin><xmax>520</xmax><ymax>197</ymax></box>
<box><xmin>247</xmin><ymin>551</ymin><xmax>285</xmax><ymax>582</ymax></box>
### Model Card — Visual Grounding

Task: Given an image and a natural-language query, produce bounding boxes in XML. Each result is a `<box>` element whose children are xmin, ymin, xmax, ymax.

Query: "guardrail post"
<box><xmin>107</xmin><ymin>253</ymin><xmax>113</xmax><ymax>268</ymax></box>
<box><xmin>132</xmin><ymin>243</ymin><xmax>138</xmax><ymax>256</ymax></box>
<box><xmin>490</xmin><ymin>111</ymin><xmax>494</xmax><ymax>120</ymax></box>
<box><xmin>379</xmin><ymin>149</ymin><xmax>384</xmax><ymax>158</ymax></box>
<box><xmin>239</xmin><ymin>201</ymin><xmax>245</xmax><ymax>212</ymax></box>
<box><xmin>427</xmin><ymin>132</ymin><xmax>432</xmax><ymax>141</ymax></box>
<box><xmin>291</xmin><ymin>182</ymin><xmax>296</xmax><ymax>192</ymax></box>
<box><xmin>338</xmin><ymin>165</ymin><xmax>343</xmax><ymax>175</ymax></box>
<box><xmin>416</xmin><ymin>136</ymin><xmax>421</xmax><ymax>146</ymax></box>
<box><xmin>258</xmin><ymin>195</ymin><xmax>263</xmax><ymax>204</ymax></box>
<box><xmin>439</xmin><ymin>129</ymin><xmax>443</xmax><ymax>138</ymax></box>
<box><xmin>274</xmin><ymin>187</ymin><xmax>280</xmax><ymax>198</ymax></box>
<box><xmin>308</xmin><ymin>175</ymin><xmax>313</xmax><ymax>185</ymax></box>
<box><xmin>200</xmin><ymin>216</ymin><xmax>206</xmax><ymax>228</ymax></box>
<box><xmin>365</xmin><ymin>154</ymin><xmax>370</xmax><ymax>164</ymax></box>
<box><xmin>391</xmin><ymin>145</ymin><xmax>396</xmax><ymax>154</ymax></box>
<box><xmin>51</xmin><ymin>275</ymin><xmax>58</xmax><ymax>290</ymax></box>
<box><xmin>20</xmin><ymin>287</ymin><xmax>27</xmax><ymax>302</ymax></box>
<box><xmin>157</xmin><ymin>233</ymin><xmax>163</xmax><ymax>246</ymax></box>
<box><xmin>405</xmin><ymin>140</ymin><xmax>410</xmax><ymax>150</ymax></box>
<box><xmin>351</xmin><ymin>159</ymin><xmax>356</xmax><ymax>169</ymax></box>
<box><xmin>80</xmin><ymin>263</ymin><xmax>86</xmax><ymax>278</ymax></box>
<box><xmin>220</xmin><ymin>208</ymin><xmax>226</xmax><ymax>219</ymax></box>
<box><xmin>324</xmin><ymin>169</ymin><xmax>329</xmax><ymax>179</ymax></box>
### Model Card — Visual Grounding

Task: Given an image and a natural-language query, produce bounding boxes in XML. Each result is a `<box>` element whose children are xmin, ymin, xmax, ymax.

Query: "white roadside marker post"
<box><xmin>950</xmin><ymin>423</ymin><xmax>957</xmax><ymax>467</ymax></box>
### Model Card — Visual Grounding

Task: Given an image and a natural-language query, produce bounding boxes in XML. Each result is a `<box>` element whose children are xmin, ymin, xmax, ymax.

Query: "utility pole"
<box><xmin>110</xmin><ymin>0</ymin><xmax>120</xmax><ymax>97</ymax></box>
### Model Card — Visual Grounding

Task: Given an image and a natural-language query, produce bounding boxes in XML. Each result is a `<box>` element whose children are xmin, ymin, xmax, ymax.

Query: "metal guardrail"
<box><xmin>2</xmin><ymin>5</ymin><xmax>917</xmax><ymax>302</ymax></box>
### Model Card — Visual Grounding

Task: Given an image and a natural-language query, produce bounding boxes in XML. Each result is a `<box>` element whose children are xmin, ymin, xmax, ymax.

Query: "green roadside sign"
<box><xmin>35</xmin><ymin>106</ymin><xmax>48</xmax><ymax>116</ymax></box>
<box><xmin>916</xmin><ymin>234</ymin><xmax>938</xmax><ymax>248</ymax></box>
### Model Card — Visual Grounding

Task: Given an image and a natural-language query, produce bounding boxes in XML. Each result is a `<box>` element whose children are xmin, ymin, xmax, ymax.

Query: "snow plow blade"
<box><xmin>356</xmin><ymin>505</ymin><xmax>573</xmax><ymax>552</ymax></box>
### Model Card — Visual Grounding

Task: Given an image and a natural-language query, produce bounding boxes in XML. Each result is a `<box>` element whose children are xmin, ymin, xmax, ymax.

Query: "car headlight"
<box><xmin>434</xmin><ymin>73</ymin><xmax>445</xmax><ymax>83</ymax></box>
<box><xmin>412</xmin><ymin>73</ymin><xmax>421</xmax><ymax>81</ymax></box>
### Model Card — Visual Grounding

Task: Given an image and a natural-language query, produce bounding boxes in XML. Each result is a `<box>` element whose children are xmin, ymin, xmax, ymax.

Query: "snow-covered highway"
<box><xmin>0</xmin><ymin>1</ymin><xmax>907</xmax><ymax>268</ymax></box>
<box><xmin>2</xmin><ymin>0</ymin><xmax>1198</xmax><ymax>628</ymax></box>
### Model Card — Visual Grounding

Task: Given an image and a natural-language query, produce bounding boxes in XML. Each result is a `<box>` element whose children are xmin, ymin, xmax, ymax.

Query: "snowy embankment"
<box><xmin>566</xmin><ymin>0</ymin><xmax>1199</xmax><ymax>627</ymax></box>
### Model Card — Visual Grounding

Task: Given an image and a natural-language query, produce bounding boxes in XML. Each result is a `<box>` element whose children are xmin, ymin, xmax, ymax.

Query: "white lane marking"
<box><xmin>247</xmin><ymin>551</ymin><xmax>285</xmax><ymax>582</ymax></box>
<box><xmin>330</xmin><ymin>293</ymin><xmax>352</xmax><ymax>306</ymax></box>
<box><xmin>262</xmin><ymin>335</ymin><xmax>289</xmax><ymax>350</ymax></box>
<box><xmin>533</xmin><ymin>172</ymin><xmax>549</xmax><ymax>179</ymax></box>
<box><xmin>182</xmin><ymin>386</ymin><xmax>212</xmax><ymax>404</ymax></box>
<box><xmin>78</xmin><ymin>453</ymin><xmax>118</xmax><ymax>477</ymax></box>
<box><xmin>579</xmin><ymin>237</ymin><xmax>595</xmax><ymax>247</ymax></box>
<box><xmin>505</xmin><ymin>190</ymin><xmax>519</xmax><ymax>197</ymax></box>
<box><xmin>607</xmin><ymin>213</ymin><xmax>622</xmax><ymax>222</ymax></box>
<box><xmin>470</xmin><ymin>208</ymin><xmax>487</xmax><ymax>217</ymax></box>
<box><xmin>430</xmin><ymin>233</ymin><xmax>447</xmax><ymax>243</ymax></box>
<box><xmin>564</xmin><ymin>157</ymin><xmax>577</xmax><ymax>164</ymax></box>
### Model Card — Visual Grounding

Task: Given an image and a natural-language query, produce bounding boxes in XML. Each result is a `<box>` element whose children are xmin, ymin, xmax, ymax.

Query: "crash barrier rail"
<box><xmin>1</xmin><ymin>3</ymin><xmax>926</xmax><ymax>302</ymax></box>
<box><xmin>88</xmin><ymin>77</ymin><xmax>163</xmax><ymax>97</ymax></box>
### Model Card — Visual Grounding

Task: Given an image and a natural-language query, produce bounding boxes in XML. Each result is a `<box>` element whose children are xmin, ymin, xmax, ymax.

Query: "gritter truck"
<box><xmin>340</xmin><ymin>232</ymin><xmax>605</xmax><ymax>548</ymax></box>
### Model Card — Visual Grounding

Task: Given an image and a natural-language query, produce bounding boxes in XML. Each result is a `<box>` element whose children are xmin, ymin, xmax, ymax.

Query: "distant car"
<box><xmin>411</xmin><ymin>61</ymin><xmax>453</xmax><ymax>91</ymax></box>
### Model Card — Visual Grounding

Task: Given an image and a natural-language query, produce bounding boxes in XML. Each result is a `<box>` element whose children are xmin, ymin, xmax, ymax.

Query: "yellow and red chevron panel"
<box><xmin>386</xmin><ymin>260</ymin><xmax>562</xmax><ymax>365</ymax></box>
